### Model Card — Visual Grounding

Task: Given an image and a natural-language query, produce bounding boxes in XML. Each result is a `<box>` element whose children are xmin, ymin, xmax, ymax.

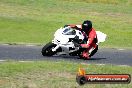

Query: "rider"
<box><xmin>65</xmin><ymin>20</ymin><xmax>98</xmax><ymax>59</ymax></box>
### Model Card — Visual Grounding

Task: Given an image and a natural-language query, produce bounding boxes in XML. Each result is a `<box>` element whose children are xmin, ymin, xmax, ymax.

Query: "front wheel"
<box><xmin>41</xmin><ymin>42</ymin><xmax>57</xmax><ymax>56</ymax></box>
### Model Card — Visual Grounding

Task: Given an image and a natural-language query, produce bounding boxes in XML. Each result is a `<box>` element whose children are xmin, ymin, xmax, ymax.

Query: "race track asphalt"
<box><xmin>0</xmin><ymin>45</ymin><xmax>132</xmax><ymax>66</ymax></box>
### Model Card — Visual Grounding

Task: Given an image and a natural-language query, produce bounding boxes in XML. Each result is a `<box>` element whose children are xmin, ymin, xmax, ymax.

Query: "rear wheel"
<box><xmin>41</xmin><ymin>42</ymin><xmax>57</xmax><ymax>56</ymax></box>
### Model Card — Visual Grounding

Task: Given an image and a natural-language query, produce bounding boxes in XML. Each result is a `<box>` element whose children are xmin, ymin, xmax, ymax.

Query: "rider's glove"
<box><xmin>80</xmin><ymin>44</ymin><xmax>89</xmax><ymax>48</ymax></box>
<box><xmin>64</xmin><ymin>25</ymin><xmax>69</xmax><ymax>28</ymax></box>
<box><xmin>73</xmin><ymin>26</ymin><xmax>81</xmax><ymax>30</ymax></box>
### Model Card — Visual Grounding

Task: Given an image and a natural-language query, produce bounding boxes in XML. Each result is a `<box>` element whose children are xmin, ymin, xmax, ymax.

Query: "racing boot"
<box><xmin>82</xmin><ymin>50</ymin><xmax>90</xmax><ymax>60</ymax></box>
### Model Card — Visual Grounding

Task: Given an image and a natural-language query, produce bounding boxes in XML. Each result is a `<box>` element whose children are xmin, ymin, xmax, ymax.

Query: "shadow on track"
<box><xmin>87</xmin><ymin>58</ymin><xmax>106</xmax><ymax>60</ymax></box>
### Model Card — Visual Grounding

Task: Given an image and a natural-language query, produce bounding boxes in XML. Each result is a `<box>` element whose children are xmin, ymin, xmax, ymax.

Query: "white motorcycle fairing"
<box><xmin>52</xmin><ymin>27</ymin><xmax>84</xmax><ymax>54</ymax></box>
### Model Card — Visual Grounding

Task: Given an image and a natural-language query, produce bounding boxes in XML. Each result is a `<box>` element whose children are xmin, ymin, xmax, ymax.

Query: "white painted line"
<box><xmin>0</xmin><ymin>60</ymin><xmax>6</xmax><ymax>62</ymax></box>
<box><xmin>81</xmin><ymin>63</ymin><xmax>106</xmax><ymax>66</ymax></box>
<box><xmin>81</xmin><ymin>63</ymin><xmax>90</xmax><ymax>65</ymax></box>
<box><xmin>18</xmin><ymin>61</ymin><xmax>33</xmax><ymax>62</ymax></box>
<box><xmin>118</xmin><ymin>49</ymin><xmax>125</xmax><ymax>51</ymax></box>
<box><xmin>1</xmin><ymin>44</ymin><xmax>9</xmax><ymax>46</ymax></box>
<box><xmin>0</xmin><ymin>43</ymin><xmax>41</xmax><ymax>46</ymax></box>
<box><xmin>96</xmin><ymin>64</ymin><xmax>105</xmax><ymax>66</ymax></box>
<box><xmin>118</xmin><ymin>65</ymin><xmax>130</xmax><ymax>67</ymax></box>
<box><xmin>81</xmin><ymin>63</ymin><xmax>131</xmax><ymax>67</ymax></box>
<box><xmin>26</xmin><ymin>45</ymin><xmax>36</xmax><ymax>46</ymax></box>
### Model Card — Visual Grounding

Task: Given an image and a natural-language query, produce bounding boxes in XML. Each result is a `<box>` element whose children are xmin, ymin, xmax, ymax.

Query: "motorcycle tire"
<box><xmin>41</xmin><ymin>42</ymin><xmax>57</xmax><ymax>56</ymax></box>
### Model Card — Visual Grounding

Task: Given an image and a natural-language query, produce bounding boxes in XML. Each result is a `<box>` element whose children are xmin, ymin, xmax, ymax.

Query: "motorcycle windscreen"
<box><xmin>62</xmin><ymin>27</ymin><xmax>76</xmax><ymax>35</ymax></box>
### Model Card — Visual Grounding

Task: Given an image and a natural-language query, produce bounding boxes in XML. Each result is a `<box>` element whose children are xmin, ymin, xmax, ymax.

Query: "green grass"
<box><xmin>0</xmin><ymin>60</ymin><xmax>131</xmax><ymax>88</ymax></box>
<box><xmin>65</xmin><ymin>0</ymin><xmax>132</xmax><ymax>5</ymax></box>
<box><xmin>0</xmin><ymin>0</ymin><xmax>131</xmax><ymax>48</ymax></box>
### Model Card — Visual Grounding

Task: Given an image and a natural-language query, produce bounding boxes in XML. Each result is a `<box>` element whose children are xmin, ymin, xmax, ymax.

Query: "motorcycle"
<box><xmin>41</xmin><ymin>26</ymin><xmax>106</xmax><ymax>59</ymax></box>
